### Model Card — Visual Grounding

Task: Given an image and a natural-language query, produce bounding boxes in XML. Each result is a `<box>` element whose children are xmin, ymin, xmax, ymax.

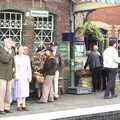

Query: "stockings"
<box><xmin>17</xmin><ymin>98</ymin><xmax>26</xmax><ymax>108</ymax></box>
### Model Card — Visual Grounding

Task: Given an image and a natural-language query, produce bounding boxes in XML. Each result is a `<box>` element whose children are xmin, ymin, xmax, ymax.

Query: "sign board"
<box><xmin>62</xmin><ymin>32</ymin><xmax>74</xmax><ymax>42</ymax></box>
<box><xmin>75</xmin><ymin>41</ymin><xmax>86</xmax><ymax>57</ymax></box>
<box><xmin>96</xmin><ymin>0</ymin><xmax>120</xmax><ymax>4</ymax></box>
<box><xmin>30</xmin><ymin>10</ymin><xmax>49</xmax><ymax>17</ymax></box>
<box><xmin>57</xmin><ymin>41</ymin><xmax>70</xmax><ymax>80</ymax></box>
<box><xmin>57</xmin><ymin>41</ymin><xmax>70</xmax><ymax>65</ymax></box>
<box><xmin>109</xmin><ymin>37</ymin><xmax>117</xmax><ymax>41</ymax></box>
<box><xmin>75</xmin><ymin>41</ymin><xmax>86</xmax><ymax>70</ymax></box>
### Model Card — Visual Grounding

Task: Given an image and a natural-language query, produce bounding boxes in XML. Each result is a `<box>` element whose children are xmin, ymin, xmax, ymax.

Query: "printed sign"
<box><xmin>31</xmin><ymin>10</ymin><xmax>49</xmax><ymax>17</ymax></box>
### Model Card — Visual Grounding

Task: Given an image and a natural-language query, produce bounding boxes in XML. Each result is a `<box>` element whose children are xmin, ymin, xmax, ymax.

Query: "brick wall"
<box><xmin>45</xmin><ymin>0</ymin><xmax>71</xmax><ymax>43</ymax></box>
<box><xmin>87</xmin><ymin>6</ymin><xmax>120</xmax><ymax>37</ymax></box>
<box><xmin>88</xmin><ymin>6</ymin><xmax>120</xmax><ymax>26</ymax></box>
<box><xmin>0</xmin><ymin>0</ymin><xmax>71</xmax><ymax>45</ymax></box>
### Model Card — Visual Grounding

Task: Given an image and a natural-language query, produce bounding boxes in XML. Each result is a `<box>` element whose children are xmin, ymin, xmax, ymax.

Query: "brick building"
<box><xmin>0</xmin><ymin>0</ymin><xmax>71</xmax><ymax>50</ymax></box>
<box><xmin>74</xmin><ymin>2</ymin><xmax>120</xmax><ymax>39</ymax></box>
<box><xmin>88</xmin><ymin>6</ymin><xmax>120</xmax><ymax>38</ymax></box>
<box><xmin>73</xmin><ymin>2</ymin><xmax>120</xmax><ymax>51</ymax></box>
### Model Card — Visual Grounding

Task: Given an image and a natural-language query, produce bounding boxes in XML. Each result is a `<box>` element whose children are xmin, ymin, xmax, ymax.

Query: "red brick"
<box><xmin>88</xmin><ymin>6</ymin><xmax>120</xmax><ymax>25</ymax></box>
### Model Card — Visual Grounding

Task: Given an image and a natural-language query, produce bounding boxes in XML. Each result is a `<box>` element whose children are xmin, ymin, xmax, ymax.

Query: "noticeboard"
<box><xmin>75</xmin><ymin>41</ymin><xmax>86</xmax><ymax>70</ymax></box>
<box><xmin>75</xmin><ymin>41</ymin><xmax>86</xmax><ymax>58</ymax></box>
<box><xmin>57</xmin><ymin>41</ymin><xmax>70</xmax><ymax>65</ymax></box>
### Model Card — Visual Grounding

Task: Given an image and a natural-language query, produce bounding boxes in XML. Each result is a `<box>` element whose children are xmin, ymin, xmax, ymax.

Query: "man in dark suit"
<box><xmin>84</xmin><ymin>45</ymin><xmax>102</xmax><ymax>92</ymax></box>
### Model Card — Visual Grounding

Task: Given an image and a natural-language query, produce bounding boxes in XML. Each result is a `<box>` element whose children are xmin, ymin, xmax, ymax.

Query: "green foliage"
<box><xmin>79</xmin><ymin>22</ymin><xmax>105</xmax><ymax>43</ymax></box>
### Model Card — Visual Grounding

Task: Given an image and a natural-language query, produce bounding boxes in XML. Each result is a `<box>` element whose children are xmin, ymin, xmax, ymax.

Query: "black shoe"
<box><xmin>22</xmin><ymin>107</ymin><xmax>29</xmax><ymax>111</ymax></box>
<box><xmin>112</xmin><ymin>94</ymin><xmax>118</xmax><ymax>98</ymax></box>
<box><xmin>104</xmin><ymin>96</ymin><xmax>112</xmax><ymax>99</ymax></box>
<box><xmin>0</xmin><ymin>110</ymin><xmax>5</xmax><ymax>114</ymax></box>
<box><xmin>4</xmin><ymin>109</ymin><xmax>12</xmax><ymax>113</ymax></box>
<box><xmin>54</xmin><ymin>97</ymin><xmax>59</xmax><ymax>100</ymax></box>
<box><xmin>48</xmin><ymin>100</ymin><xmax>54</xmax><ymax>103</ymax></box>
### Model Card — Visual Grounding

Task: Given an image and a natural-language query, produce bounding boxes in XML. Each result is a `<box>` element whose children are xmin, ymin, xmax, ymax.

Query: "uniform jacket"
<box><xmin>31</xmin><ymin>50</ymin><xmax>47</xmax><ymax>72</ymax></box>
<box><xmin>43</xmin><ymin>57</ymin><xmax>57</xmax><ymax>75</ymax></box>
<box><xmin>84</xmin><ymin>50</ymin><xmax>102</xmax><ymax>71</ymax></box>
<box><xmin>0</xmin><ymin>48</ymin><xmax>14</xmax><ymax>80</ymax></box>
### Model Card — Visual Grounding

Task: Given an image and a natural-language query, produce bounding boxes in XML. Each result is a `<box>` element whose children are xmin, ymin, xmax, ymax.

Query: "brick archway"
<box><xmin>91</xmin><ymin>21</ymin><xmax>111</xmax><ymax>31</ymax></box>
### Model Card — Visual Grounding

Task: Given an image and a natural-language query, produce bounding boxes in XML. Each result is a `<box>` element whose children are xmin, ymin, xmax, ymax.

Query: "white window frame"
<box><xmin>0</xmin><ymin>11</ymin><xmax>23</xmax><ymax>45</ymax></box>
<box><xmin>33</xmin><ymin>14</ymin><xmax>55</xmax><ymax>49</ymax></box>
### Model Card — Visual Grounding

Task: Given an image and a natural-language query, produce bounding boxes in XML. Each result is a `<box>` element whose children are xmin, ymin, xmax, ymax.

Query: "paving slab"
<box><xmin>1</xmin><ymin>90</ymin><xmax>120</xmax><ymax>119</ymax></box>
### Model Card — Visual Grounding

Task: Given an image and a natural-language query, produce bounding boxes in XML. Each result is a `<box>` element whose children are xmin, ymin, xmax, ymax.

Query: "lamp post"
<box><xmin>68</xmin><ymin>0</ymin><xmax>94</xmax><ymax>94</ymax></box>
<box><xmin>70</xmin><ymin>36</ymin><xmax>75</xmax><ymax>87</ymax></box>
<box><xmin>69</xmin><ymin>0</ymin><xmax>75</xmax><ymax>88</ymax></box>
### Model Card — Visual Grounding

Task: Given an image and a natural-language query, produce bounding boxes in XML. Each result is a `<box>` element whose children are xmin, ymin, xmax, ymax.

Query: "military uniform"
<box><xmin>31</xmin><ymin>50</ymin><xmax>47</xmax><ymax>72</ymax></box>
<box><xmin>31</xmin><ymin>50</ymin><xmax>47</xmax><ymax>98</ymax></box>
<box><xmin>0</xmin><ymin>47</ymin><xmax>14</xmax><ymax>112</ymax></box>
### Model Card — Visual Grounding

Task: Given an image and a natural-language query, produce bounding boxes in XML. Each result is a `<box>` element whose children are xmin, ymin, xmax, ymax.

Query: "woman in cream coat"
<box><xmin>14</xmin><ymin>46</ymin><xmax>32</xmax><ymax>111</ymax></box>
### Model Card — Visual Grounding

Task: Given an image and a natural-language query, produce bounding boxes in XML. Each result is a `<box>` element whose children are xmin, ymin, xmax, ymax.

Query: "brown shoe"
<box><xmin>17</xmin><ymin>107</ymin><xmax>22</xmax><ymax>112</ymax></box>
<box><xmin>22</xmin><ymin>107</ymin><xmax>28</xmax><ymax>111</ymax></box>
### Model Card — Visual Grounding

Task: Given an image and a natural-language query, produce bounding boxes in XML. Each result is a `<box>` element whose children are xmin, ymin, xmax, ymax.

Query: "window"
<box><xmin>0</xmin><ymin>11</ymin><xmax>23</xmax><ymax>45</ymax></box>
<box><xmin>33</xmin><ymin>14</ymin><xmax>55</xmax><ymax>49</ymax></box>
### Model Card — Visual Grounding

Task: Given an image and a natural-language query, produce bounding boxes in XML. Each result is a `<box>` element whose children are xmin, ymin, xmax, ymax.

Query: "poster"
<box><xmin>75</xmin><ymin>41</ymin><xmax>86</xmax><ymax>70</ymax></box>
<box><xmin>57</xmin><ymin>41</ymin><xmax>70</xmax><ymax>65</ymax></box>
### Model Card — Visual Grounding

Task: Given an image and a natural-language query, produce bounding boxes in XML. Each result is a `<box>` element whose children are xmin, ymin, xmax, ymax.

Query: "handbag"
<box><xmin>33</xmin><ymin>71</ymin><xmax>45</xmax><ymax>83</ymax></box>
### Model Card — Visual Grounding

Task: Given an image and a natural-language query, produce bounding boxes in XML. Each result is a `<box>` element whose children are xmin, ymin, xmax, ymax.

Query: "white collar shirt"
<box><xmin>103</xmin><ymin>46</ymin><xmax>120</xmax><ymax>68</ymax></box>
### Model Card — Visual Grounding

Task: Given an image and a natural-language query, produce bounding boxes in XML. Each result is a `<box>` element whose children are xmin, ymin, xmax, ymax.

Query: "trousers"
<box><xmin>53</xmin><ymin>70</ymin><xmax>59</xmax><ymax>98</ymax></box>
<box><xmin>40</xmin><ymin>75</ymin><xmax>54</xmax><ymax>102</ymax></box>
<box><xmin>0</xmin><ymin>80</ymin><xmax>12</xmax><ymax>111</ymax></box>
<box><xmin>104</xmin><ymin>68</ymin><xmax>117</xmax><ymax>97</ymax></box>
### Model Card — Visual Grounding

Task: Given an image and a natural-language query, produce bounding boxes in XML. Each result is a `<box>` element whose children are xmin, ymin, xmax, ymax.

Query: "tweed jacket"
<box><xmin>31</xmin><ymin>50</ymin><xmax>47</xmax><ymax>72</ymax></box>
<box><xmin>0</xmin><ymin>48</ymin><xmax>14</xmax><ymax>80</ymax></box>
